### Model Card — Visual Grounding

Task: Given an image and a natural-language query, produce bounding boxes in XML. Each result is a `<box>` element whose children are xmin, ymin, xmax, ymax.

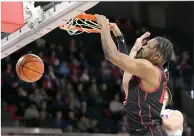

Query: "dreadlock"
<box><xmin>155</xmin><ymin>37</ymin><xmax>173</xmax><ymax>81</ymax></box>
<box><xmin>155</xmin><ymin>37</ymin><xmax>173</xmax><ymax>65</ymax></box>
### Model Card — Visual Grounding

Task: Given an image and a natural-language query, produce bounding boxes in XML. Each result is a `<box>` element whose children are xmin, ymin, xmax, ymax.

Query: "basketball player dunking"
<box><xmin>110</xmin><ymin>23</ymin><xmax>184</xmax><ymax>136</ymax></box>
<box><xmin>95</xmin><ymin>14</ymin><xmax>173</xmax><ymax>136</ymax></box>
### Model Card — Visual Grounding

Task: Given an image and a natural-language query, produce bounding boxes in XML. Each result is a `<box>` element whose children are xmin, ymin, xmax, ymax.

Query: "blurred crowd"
<box><xmin>1</xmin><ymin>19</ymin><xmax>193</xmax><ymax>135</ymax></box>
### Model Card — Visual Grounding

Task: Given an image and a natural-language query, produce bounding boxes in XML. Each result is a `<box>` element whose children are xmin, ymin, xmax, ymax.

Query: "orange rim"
<box><xmin>75</xmin><ymin>13</ymin><xmax>96</xmax><ymax>21</ymax></box>
<box><xmin>60</xmin><ymin>13</ymin><xmax>99</xmax><ymax>33</ymax></box>
<box><xmin>60</xmin><ymin>24</ymin><xmax>100</xmax><ymax>33</ymax></box>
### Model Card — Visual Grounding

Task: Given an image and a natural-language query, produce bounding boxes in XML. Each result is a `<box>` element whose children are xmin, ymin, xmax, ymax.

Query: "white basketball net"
<box><xmin>60</xmin><ymin>17</ymin><xmax>101</xmax><ymax>35</ymax></box>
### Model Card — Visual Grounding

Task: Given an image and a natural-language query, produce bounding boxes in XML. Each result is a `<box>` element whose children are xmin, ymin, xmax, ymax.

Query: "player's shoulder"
<box><xmin>135</xmin><ymin>59</ymin><xmax>157</xmax><ymax>72</ymax></box>
<box><xmin>161</xmin><ymin>109</ymin><xmax>173</xmax><ymax>115</ymax></box>
<box><xmin>135</xmin><ymin>59</ymin><xmax>152</xmax><ymax>66</ymax></box>
<box><xmin>173</xmin><ymin>110</ymin><xmax>183</xmax><ymax>117</ymax></box>
<box><xmin>162</xmin><ymin>109</ymin><xmax>183</xmax><ymax>118</ymax></box>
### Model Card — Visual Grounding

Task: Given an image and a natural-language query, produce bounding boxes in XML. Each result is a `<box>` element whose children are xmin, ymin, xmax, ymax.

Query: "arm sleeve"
<box><xmin>115</xmin><ymin>35</ymin><xmax>129</xmax><ymax>55</ymax></box>
<box><xmin>115</xmin><ymin>35</ymin><xmax>129</xmax><ymax>74</ymax></box>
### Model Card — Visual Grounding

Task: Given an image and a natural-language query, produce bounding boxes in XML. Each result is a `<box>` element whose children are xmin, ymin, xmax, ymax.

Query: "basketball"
<box><xmin>16</xmin><ymin>54</ymin><xmax>44</xmax><ymax>82</ymax></box>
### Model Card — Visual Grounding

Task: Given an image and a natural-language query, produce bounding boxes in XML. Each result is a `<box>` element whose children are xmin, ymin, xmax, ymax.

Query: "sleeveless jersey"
<box><xmin>125</xmin><ymin>65</ymin><xmax>168</xmax><ymax>135</ymax></box>
<box><xmin>161</xmin><ymin>109</ymin><xmax>183</xmax><ymax>136</ymax></box>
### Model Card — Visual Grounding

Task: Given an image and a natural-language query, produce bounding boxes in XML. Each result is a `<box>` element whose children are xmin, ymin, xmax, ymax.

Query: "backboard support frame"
<box><xmin>1</xmin><ymin>1</ymin><xmax>100</xmax><ymax>59</ymax></box>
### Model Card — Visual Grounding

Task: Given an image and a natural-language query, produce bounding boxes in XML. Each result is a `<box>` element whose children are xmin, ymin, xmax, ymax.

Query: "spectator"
<box><xmin>90</xmin><ymin>119</ymin><xmax>98</xmax><ymax>133</ymax></box>
<box><xmin>49</xmin><ymin>51</ymin><xmax>60</xmax><ymax>66</ymax></box>
<box><xmin>109</xmin><ymin>93</ymin><xmax>124</xmax><ymax>113</ymax></box>
<box><xmin>53</xmin><ymin>111</ymin><xmax>66</xmax><ymax>129</ymax></box>
<box><xmin>77</xmin><ymin>101</ymin><xmax>88</xmax><ymax>117</ymax></box>
<box><xmin>2</xmin><ymin>101</ymin><xmax>13</xmax><ymax>126</ymax></box>
<box><xmin>101</xmin><ymin>60</ymin><xmax>111</xmax><ymax>83</ymax></box>
<box><xmin>76</xmin><ymin>83</ymin><xmax>86</xmax><ymax>101</ymax></box>
<box><xmin>65</xmin><ymin>125</ymin><xmax>74</xmax><ymax>132</ymax></box>
<box><xmin>40</xmin><ymin>101</ymin><xmax>48</xmax><ymax>111</ymax></box>
<box><xmin>31</xmin><ymin>88</ymin><xmax>44</xmax><ymax>105</ymax></box>
<box><xmin>51</xmin><ymin>93</ymin><xmax>65</xmax><ymax>110</ymax></box>
<box><xmin>40</xmin><ymin>88</ymin><xmax>49</xmax><ymax>100</ymax></box>
<box><xmin>69</xmin><ymin>58</ymin><xmax>81</xmax><ymax>75</ymax></box>
<box><xmin>56</xmin><ymin>45</ymin><xmax>65</xmax><ymax>60</ymax></box>
<box><xmin>14</xmin><ymin>101</ymin><xmax>25</xmax><ymax>117</ymax></box>
<box><xmin>79</xmin><ymin>52</ymin><xmax>89</xmax><ymax>69</ymax></box>
<box><xmin>111</xmin><ymin>65</ymin><xmax>121</xmax><ymax>81</ymax></box>
<box><xmin>17</xmin><ymin>88</ymin><xmax>27</xmax><ymax>97</ymax></box>
<box><xmin>119</xmin><ymin>115</ymin><xmax>128</xmax><ymax>128</ymax></box>
<box><xmin>89</xmin><ymin>83</ymin><xmax>103</xmax><ymax>104</ymax></box>
<box><xmin>77</xmin><ymin>116</ymin><xmax>90</xmax><ymax>132</ymax></box>
<box><xmin>119</xmin><ymin>126</ymin><xmax>128</xmax><ymax>135</ymax></box>
<box><xmin>42</xmin><ymin>74</ymin><xmax>55</xmax><ymax>90</ymax></box>
<box><xmin>24</xmin><ymin>104</ymin><xmax>39</xmax><ymax>127</ymax></box>
<box><xmin>59</xmin><ymin>61</ymin><xmax>69</xmax><ymax>78</ymax></box>
<box><xmin>181</xmin><ymin>51</ymin><xmax>192</xmax><ymax>89</ymax></box>
<box><xmin>67</xmin><ymin>111</ymin><xmax>78</xmax><ymax>129</ymax></box>
<box><xmin>68</xmin><ymin>39</ymin><xmax>78</xmax><ymax>57</ymax></box>
<box><xmin>183</xmin><ymin>121</ymin><xmax>192</xmax><ymax>136</ymax></box>
<box><xmin>80</xmin><ymin>69</ymin><xmax>90</xmax><ymax>84</ymax></box>
<box><xmin>39</xmin><ymin>110</ymin><xmax>52</xmax><ymax>128</ymax></box>
<box><xmin>67</xmin><ymin>92</ymin><xmax>80</xmax><ymax>110</ymax></box>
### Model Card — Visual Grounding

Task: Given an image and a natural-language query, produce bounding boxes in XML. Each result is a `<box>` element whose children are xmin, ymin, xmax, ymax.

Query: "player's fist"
<box><xmin>109</xmin><ymin>23</ymin><xmax>122</xmax><ymax>36</ymax></box>
<box><xmin>95</xmin><ymin>14</ymin><xmax>109</xmax><ymax>29</ymax></box>
<box><xmin>109</xmin><ymin>23</ymin><xmax>117</xmax><ymax>30</ymax></box>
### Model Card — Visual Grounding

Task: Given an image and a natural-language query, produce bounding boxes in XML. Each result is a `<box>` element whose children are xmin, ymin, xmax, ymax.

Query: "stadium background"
<box><xmin>1</xmin><ymin>1</ymin><xmax>194</xmax><ymax>136</ymax></box>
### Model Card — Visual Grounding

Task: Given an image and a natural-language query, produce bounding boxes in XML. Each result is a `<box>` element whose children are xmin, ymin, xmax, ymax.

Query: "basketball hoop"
<box><xmin>60</xmin><ymin>13</ymin><xmax>100</xmax><ymax>35</ymax></box>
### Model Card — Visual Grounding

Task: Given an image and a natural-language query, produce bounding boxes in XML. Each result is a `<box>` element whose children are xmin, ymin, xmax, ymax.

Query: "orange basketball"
<box><xmin>16</xmin><ymin>54</ymin><xmax>44</xmax><ymax>82</ymax></box>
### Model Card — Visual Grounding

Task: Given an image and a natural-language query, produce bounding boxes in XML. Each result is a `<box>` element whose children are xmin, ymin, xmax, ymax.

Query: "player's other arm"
<box><xmin>95</xmin><ymin>15</ymin><xmax>158</xmax><ymax>86</ymax></box>
<box><xmin>162</xmin><ymin>110</ymin><xmax>184</xmax><ymax>131</ymax></box>
<box><xmin>111</xmin><ymin>23</ymin><xmax>135</xmax><ymax>98</ymax></box>
<box><xmin>111</xmin><ymin>23</ymin><xmax>129</xmax><ymax>56</ymax></box>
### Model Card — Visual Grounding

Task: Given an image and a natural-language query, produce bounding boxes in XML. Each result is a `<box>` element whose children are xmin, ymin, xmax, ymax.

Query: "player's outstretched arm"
<box><xmin>162</xmin><ymin>110</ymin><xmax>184</xmax><ymax>131</ymax></box>
<box><xmin>95</xmin><ymin>15</ymin><xmax>158</xmax><ymax>85</ymax></box>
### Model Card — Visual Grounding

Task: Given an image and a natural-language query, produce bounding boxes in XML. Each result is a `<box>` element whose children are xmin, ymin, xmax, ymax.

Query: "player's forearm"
<box><xmin>100</xmin><ymin>28</ymin><xmax>119</xmax><ymax>60</ymax></box>
<box><xmin>129</xmin><ymin>48</ymin><xmax>138</xmax><ymax>58</ymax></box>
<box><xmin>114</xmin><ymin>35</ymin><xmax>129</xmax><ymax>75</ymax></box>
<box><xmin>112</xmin><ymin>26</ymin><xmax>122</xmax><ymax>37</ymax></box>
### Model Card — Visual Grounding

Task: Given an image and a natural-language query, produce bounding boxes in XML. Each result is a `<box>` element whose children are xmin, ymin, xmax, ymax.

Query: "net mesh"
<box><xmin>60</xmin><ymin>16</ymin><xmax>100</xmax><ymax>35</ymax></box>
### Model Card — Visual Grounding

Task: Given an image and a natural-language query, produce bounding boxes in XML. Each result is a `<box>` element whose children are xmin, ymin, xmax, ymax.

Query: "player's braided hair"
<box><xmin>155</xmin><ymin>37</ymin><xmax>173</xmax><ymax>70</ymax></box>
<box><xmin>155</xmin><ymin>37</ymin><xmax>173</xmax><ymax>86</ymax></box>
<box><xmin>155</xmin><ymin>37</ymin><xmax>173</xmax><ymax>105</ymax></box>
<box><xmin>166</xmin><ymin>87</ymin><xmax>172</xmax><ymax>105</ymax></box>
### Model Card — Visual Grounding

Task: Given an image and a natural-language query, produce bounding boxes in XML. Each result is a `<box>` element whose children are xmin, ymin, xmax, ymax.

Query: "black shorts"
<box><xmin>129</xmin><ymin>125</ymin><xmax>167</xmax><ymax>136</ymax></box>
